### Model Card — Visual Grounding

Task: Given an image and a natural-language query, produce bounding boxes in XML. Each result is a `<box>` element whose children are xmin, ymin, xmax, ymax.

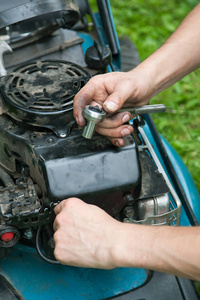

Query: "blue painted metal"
<box><xmin>78</xmin><ymin>33</ymin><xmax>94</xmax><ymax>54</ymax></box>
<box><xmin>161</xmin><ymin>137</ymin><xmax>200</xmax><ymax>223</ymax></box>
<box><xmin>1</xmin><ymin>244</ymin><xmax>147</xmax><ymax>300</ymax></box>
<box><xmin>105</xmin><ymin>0</ymin><xmax>121</xmax><ymax>67</ymax></box>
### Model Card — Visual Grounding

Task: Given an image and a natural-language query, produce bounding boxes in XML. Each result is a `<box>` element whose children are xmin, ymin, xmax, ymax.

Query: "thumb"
<box><xmin>103</xmin><ymin>78</ymin><xmax>135</xmax><ymax>113</ymax></box>
<box><xmin>73</xmin><ymin>83</ymin><xmax>96</xmax><ymax>126</ymax></box>
<box><xmin>103</xmin><ymin>91</ymin><xmax>127</xmax><ymax>113</ymax></box>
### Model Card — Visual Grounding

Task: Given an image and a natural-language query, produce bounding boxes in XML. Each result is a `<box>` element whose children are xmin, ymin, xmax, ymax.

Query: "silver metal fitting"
<box><xmin>82</xmin><ymin>105</ymin><xmax>106</xmax><ymax>139</ymax></box>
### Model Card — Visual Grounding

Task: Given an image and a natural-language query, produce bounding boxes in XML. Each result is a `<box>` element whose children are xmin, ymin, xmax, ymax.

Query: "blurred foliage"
<box><xmin>89</xmin><ymin>0</ymin><xmax>200</xmax><ymax>193</ymax></box>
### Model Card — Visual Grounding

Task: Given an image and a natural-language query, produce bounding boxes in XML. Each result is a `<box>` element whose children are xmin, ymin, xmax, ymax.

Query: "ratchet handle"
<box><xmin>118</xmin><ymin>104</ymin><xmax>166</xmax><ymax>114</ymax></box>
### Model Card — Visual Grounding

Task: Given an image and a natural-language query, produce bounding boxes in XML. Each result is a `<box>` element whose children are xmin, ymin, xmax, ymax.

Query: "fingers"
<box><xmin>73</xmin><ymin>72</ymin><xmax>134</xmax><ymax>126</ymax></box>
<box><xmin>108</xmin><ymin>137</ymin><xmax>126</xmax><ymax>147</ymax></box>
<box><xmin>73</xmin><ymin>75</ymin><xmax>109</xmax><ymax>126</ymax></box>
<box><xmin>53</xmin><ymin>198</ymin><xmax>83</xmax><ymax>230</ymax></box>
<box><xmin>98</xmin><ymin>111</ymin><xmax>131</xmax><ymax>128</ymax></box>
<box><xmin>96</xmin><ymin>124</ymin><xmax>133</xmax><ymax>138</ymax></box>
<box><xmin>73</xmin><ymin>84</ymin><xmax>96</xmax><ymax>127</ymax></box>
<box><xmin>53</xmin><ymin>197</ymin><xmax>120</xmax><ymax>268</ymax></box>
<box><xmin>95</xmin><ymin>111</ymin><xmax>134</xmax><ymax>146</ymax></box>
<box><xmin>73</xmin><ymin>72</ymin><xmax>139</xmax><ymax>146</ymax></box>
<box><xmin>54</xmin><ymin>200</ymin><xmax>64</xmax><ymax>216</ymax></box>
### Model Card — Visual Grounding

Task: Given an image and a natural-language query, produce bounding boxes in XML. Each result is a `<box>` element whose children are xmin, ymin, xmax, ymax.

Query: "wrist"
<box><xmin>110</xmin><ymin>223</ymin><xmax>144</xmax><ymax>268</ymax></box>
<box><xmin>127</xmin><ymin>63</ymin><xmax>159</xmax><ymax>105</ymax></box>
<box><xmin>111</xmin><ymin>223</ymin><xmax>159</xmax><ymax>270</ymax></box>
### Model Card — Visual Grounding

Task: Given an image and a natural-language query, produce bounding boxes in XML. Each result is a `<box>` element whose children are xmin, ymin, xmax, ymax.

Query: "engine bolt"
<box><xmin>123</xmin><ymin>206</ymin><xmax>135</xmax><ymax>218</ymax></box>
<box><xmin>124</xmin><ymin>194</ymin><xmax>134</xmax><ymax>205</ymax></box>
<box><xmin>47</xmin><ymin>138</ymin><xmax>54</xmax><ymax>143</ymax></box>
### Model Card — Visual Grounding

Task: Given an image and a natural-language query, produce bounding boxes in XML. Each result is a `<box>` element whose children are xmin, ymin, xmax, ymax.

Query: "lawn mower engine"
<box><xmin>0</xmin><ymin>59</ymin><xmax>180</xmax><ymax>262</ymax></box>
<box><xmin>0</xmin><ymin>0</ymin><xmax>181</xmax><ymax>263</ymax></box>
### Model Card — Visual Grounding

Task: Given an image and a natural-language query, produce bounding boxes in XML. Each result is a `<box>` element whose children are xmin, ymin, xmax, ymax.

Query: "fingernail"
<box><xmin>122</xmin><ymin>114</ymin><xmax>130</xmax><ymax>123</ymax></box>
<box><xmin>104</xmin><ymin>101</ymin><xmax>118</xmax><ymax>112</ymax></box>
<box><xmin>115</xmin><ymin>141</ymin><xmax>120</xmax><ymax>147</ymax></box>
<box><xmin>75</xmin><ymin>117</ymin><xmax>79</xmax><ymax>124</ymax></box>
<box><xmin>121</xmin><ymin>128</ymin><xmax>130</xmax><ymax>137</ymax></box>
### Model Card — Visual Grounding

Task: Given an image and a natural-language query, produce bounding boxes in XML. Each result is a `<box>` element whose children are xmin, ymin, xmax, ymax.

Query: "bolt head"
<box><xmin>124</xmin><ymin>194</ymin><xmax>134</xmax><ymax>205</ymax></box>
<box><xmin>47</xmin><ymin>138</ymin><xmax>54</xmax><ymax>143</ymax></box>
<box><xmin>123</xmin><ymin>206</ymin><xmax>135</xmax><ymax>218</ymax></box>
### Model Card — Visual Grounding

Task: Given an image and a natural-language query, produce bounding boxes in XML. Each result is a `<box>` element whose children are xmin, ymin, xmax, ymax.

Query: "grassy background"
<box><xmin>89</xmin><ymin>0</ymin><xmax>200</xmax><ymax>193</ymax></box>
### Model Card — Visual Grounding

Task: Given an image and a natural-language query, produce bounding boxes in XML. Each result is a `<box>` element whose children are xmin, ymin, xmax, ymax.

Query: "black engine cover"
<box><xmin>0</xmin><ymin>114</ymin><xmax>141</xmax><ymax>216</ymax></box>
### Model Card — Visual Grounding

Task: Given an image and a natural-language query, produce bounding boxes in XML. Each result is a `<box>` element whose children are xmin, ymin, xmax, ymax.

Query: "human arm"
<box><xmin>73</xmin><ymin>3</ymin><xmax>200</xmax><ymax>146</ymax></box>
<box><xmin>53</xmin><ymin>198</ymin><xmax>200</xmax><ymax>281</ymax></box>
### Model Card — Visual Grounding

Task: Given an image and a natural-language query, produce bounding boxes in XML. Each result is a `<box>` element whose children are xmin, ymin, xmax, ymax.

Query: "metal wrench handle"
<box><xmin>118</xmin><ymin>104</ymin><xmax>166</xmax><ymax>114</ymax></box>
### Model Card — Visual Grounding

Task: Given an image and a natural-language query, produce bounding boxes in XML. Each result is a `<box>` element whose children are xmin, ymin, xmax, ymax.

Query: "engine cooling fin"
<box><xmin>0</xmin><ymin>60</ymin><xmax>91</xmax><ymax>134</ymax></box>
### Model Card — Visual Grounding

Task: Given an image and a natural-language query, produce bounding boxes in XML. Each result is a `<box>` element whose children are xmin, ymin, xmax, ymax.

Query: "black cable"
<box><xmin>36</xmin><ymin>225</ymin><xmax>61</xmax><ymax>265</ymax></box>
<box><xmin>109</xmin><ymin>62</ymin><xmax>115</xmax><ymax>72</ymax></box>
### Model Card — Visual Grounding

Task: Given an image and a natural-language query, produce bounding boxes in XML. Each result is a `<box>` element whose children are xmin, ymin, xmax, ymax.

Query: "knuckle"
<box><xmin>88</xmin><ymin>75</ymin><xmax>101</xmax><ymax>87</ymax></box>
<box><xmin>54</xmin><ymin>214</ymin><xmax>63</xmax><ymax>227</ymax></box>
<box><xmin>61</xmin><ymin>198</ymin><xmax>74</xmax><ymax>210</ymax></box>
<box><xmin>53</xmin><ymin>231</ymin><xmax>60</xmax><ymax>243</ymax></box>
<box><xmin>62</xmin><ymin>198</ymin><xmax>70</xmax><ymax>208</ymax></box>
<box><xmin>53</xmin><ymin>247</ymin><xmax>62</xmax><ymax>262</ymax></box>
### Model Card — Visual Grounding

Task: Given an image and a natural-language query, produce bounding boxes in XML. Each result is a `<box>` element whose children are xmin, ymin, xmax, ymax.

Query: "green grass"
<box><xmin>89</xmin><ymin>0</ymin><xmax>200</xmax><ymax>193</ymax></box>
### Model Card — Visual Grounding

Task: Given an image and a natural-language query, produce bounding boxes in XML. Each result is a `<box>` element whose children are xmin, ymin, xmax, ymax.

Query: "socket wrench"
<box><xmin>82</xmin><ymin>104</ymin><xmax>166</xmax><ymax>139</ymax></box>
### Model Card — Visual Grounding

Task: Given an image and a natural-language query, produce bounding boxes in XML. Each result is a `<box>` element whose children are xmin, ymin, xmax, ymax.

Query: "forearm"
<box><xmin>131</xmin><ymin>3</ymin><xmax>200</xmax><ymax>99</ymax></box>
<box><xmin>114</xmin><ymin>224</ymin><xmax>200</xmax><ymax>281</ymax></box>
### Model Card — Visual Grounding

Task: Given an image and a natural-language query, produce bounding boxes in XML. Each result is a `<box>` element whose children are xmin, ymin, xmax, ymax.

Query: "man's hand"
<box><xmin>73</xmin><ymin>71</ymin><xmax>152</xmax><ymax>146</ymax></box>
<box><xmin>53</xmin><ymin>199</ymin><xmax>200</xmax><ymax>280</ymax></box>
<box><xmin>53</xmin><ymin>198</ymin><xmax>120</xmax><ymax>269</ymax></box>
<box><xmin>73</xmin><ymin>4</ymin><xmax>200</xmax><ymax>147</ymax></box>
